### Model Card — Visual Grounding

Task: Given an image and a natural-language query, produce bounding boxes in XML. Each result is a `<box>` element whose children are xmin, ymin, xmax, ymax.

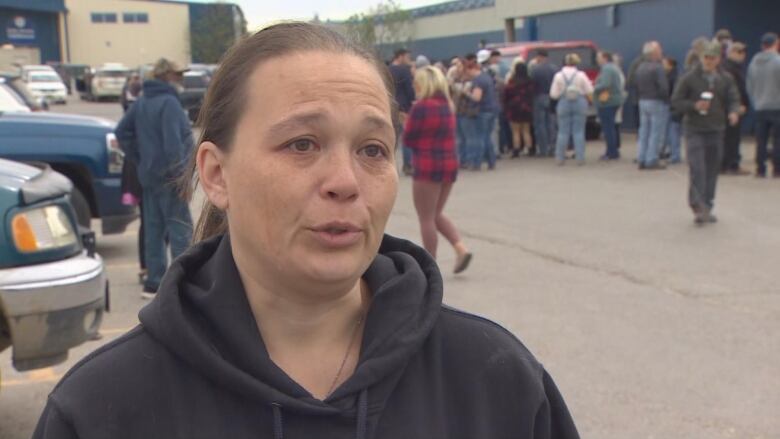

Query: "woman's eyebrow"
<box><xmin>361</xmin><ymin>115</ymin><xmax>395</xmax><ymax>136</ymax></box>
<box><xmin>266</xmin><ymin>112</ymin><xmax>394</xmax><ymax>138</ymax></box>
<box><xmin>266</xmin><ymin>112</ymin><xmax>327</xmax><ymax>137</ymax></box>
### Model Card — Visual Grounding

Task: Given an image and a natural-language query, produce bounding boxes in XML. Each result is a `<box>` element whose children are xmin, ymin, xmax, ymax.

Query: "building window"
<box><xmin>123</xmin><ymin>13</ymin><xmax>149</xmax><ymax>23</ymax></box>
<box><xmin>91</xmin><ymin>13</ymin><xmax>117</xmax><ymax>23</ymax></box>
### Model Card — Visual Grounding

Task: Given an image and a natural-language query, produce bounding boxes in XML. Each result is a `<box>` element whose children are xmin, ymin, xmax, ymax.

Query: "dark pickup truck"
<box><xmin>0</xmin><ymin>112</ymin><xmax>137</xmax><ymax>234</ymax></box>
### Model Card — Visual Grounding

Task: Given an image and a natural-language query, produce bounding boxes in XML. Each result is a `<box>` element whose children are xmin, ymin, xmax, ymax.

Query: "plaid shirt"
<box><xmin>402</xmin><ymin>94</ymin><xmax>459</xmax><ymax>182</ymax></box>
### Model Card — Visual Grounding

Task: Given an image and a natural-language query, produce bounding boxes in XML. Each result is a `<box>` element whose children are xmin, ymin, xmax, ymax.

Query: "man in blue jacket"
<box><xmin>116</xmin><ymin>58</ymin><xmax>194</xmax><ymax>298</ymax></box>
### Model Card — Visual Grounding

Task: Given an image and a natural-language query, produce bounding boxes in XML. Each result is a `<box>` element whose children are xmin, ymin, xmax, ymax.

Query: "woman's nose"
<box><xmin>320</xmin><ymin>149</ymin><xmax>359</xmax><ymax>202</ymax></box>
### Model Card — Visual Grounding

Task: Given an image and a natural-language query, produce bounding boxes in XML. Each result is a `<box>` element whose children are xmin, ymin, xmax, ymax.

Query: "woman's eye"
<box><xmin>288</xmin><ymin>139</ymin><xmax>317</xmax><ymax>153</ymax></box>
<box><xmin>360</xmin><ymin>144</ymin><xmax>387</xmax><ymax>158</ymax></box>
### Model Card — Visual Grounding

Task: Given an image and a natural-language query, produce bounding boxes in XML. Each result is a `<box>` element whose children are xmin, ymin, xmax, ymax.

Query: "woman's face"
<box><xmin>204</xmin><ymin>51</ymin><xmax>398</xmax><ymax>293</ymax></box>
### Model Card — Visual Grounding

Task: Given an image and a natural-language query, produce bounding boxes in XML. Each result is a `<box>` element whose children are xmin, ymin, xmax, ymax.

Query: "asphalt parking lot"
<box><xmin>1</xmin><ymin>96</ymin><xmax>779</xmax><ymax>439</ymax></box>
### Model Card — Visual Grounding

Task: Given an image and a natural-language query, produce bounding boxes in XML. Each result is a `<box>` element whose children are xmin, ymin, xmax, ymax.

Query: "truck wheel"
<box><xmin>71</xmin><ymin>188</ymin><xmax>92</xmax><ymax>229</ymax></box>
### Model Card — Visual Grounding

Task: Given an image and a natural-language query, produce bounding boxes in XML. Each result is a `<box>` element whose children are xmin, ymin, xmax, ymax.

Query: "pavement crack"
<box><xmin>460</xmin><ymin>229</ymin><xmax>701</xmax><ymax>299</ymax></box>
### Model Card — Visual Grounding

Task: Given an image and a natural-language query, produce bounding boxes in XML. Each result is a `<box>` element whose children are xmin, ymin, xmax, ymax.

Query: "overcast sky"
<box><xmin>191</xmin><ymin>0</ymin><xmax>443</xmax><ymax>30</ymax></box>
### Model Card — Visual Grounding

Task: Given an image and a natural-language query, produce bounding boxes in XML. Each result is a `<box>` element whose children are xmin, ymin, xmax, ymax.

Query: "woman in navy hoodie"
<box><xmin>34</xmin><ymin>22</ymin><xmax>580</xmax><ymax>439</ymax></box>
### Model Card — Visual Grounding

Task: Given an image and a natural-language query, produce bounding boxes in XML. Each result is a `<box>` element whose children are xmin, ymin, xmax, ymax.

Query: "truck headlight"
<box><xmin>106</xmin><ymin>132</ymin><xmax>124</xmax><ymax>174</ymax></box>
<box><xmin>11</xmin><ymin>206</ymin><xmax>78</xmax><ymax>253</ymax></box>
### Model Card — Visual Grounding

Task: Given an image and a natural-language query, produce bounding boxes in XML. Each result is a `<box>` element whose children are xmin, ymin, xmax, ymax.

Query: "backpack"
<box><xmin>562</xmin><ymin>72</ymin><xmax>582</xmax><ymax>101</ymax></box>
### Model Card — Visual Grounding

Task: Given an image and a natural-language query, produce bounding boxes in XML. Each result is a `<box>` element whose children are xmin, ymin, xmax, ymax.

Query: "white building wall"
<box><xmin>495</xmin><ymin>0</ymin><xmax>640</xmax><ymax>20</ymax></box>
<box><xmin>64</xmin><ymin>0</ymin><xmax>191</xmax><ymax>68</ymax></box>
<box><xmin>412</xmin><ymin>7</ymin><xmax>503</xmax><ymax>40</ymax></box>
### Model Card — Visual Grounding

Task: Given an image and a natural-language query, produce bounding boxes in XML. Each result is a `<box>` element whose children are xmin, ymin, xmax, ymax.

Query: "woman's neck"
<box><xmin>238</xmin><ymin>266</ymin><xmax>369</xmax><ymax>399</ymax></box>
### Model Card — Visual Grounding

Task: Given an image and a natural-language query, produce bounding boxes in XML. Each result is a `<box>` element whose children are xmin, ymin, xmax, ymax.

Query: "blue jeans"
<box><xmin>638</xmin><ymin>99</ymin><xmax>669</xmax><ymax>166</ymax></box>
<box><xmin>666</xmin><ymin>119</ymin><xmax>682</xmax><ymax>163</ymax></box>
<box><xmin>142</xmin><ymin>184</ymin><xmax>193</xmax><ymax>291</ymax></box>
<box><xmin>456</xmin><ymin>115</ymin><xmax>471</xmax><ymax>165</ymax></box>
<box><xmin>533</xmin><ymin>95</ymin><xmax>555</xmax><ymax>156</ymax></box>
<box><xmin>458</xmin><ymin>115</ymin><xmax>479</xmax><ymax>167</ymax></box>
<box><xmin>555</xmin><ymin>97</ymin><xmax>588</xmax><ymax>162</ymax></box>
<box><xmin>402</xmin><ymin>145</ymin><xmax>413</xmax><ymax>168</ymax></box>
<box><xmin>472</xmin><ymin>112</ymin><xmax>497</xmax><ymax>168</ymax></box>
<box><xmin>597</xmin><ymin>105</ymin><xmax>620</xmax><ymax>158</ymax></box>
<box><xmin>754</xmin><ymin>110</ymin><xmax>780</xmax><ymax>174</ymax></box>
<box><xmin>499</xmin><ymin>113</ymin><xmax>512</xmax><ymax>152</ymax></box>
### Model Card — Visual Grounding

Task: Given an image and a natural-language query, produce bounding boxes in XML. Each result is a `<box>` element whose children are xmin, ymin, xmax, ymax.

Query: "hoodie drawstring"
<box><xmin>269</xmin><ymin>389</ymin><xmax>368</xmax><ymax>439</ymax></box>
<box><xmin>271</xmin><ymin>403</ymin><xmax>284</xmax><ymax>439</ymax></box>
<box><xmin>356</xmin><ymin>389</ymin><xmax>369</xmax><ymax>439</ymax></box>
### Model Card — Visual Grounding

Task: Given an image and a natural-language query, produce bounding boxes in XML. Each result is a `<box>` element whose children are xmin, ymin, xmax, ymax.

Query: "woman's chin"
<box><xmin>296</xmin><ymin>253</ymin><xmax>369</xmax><ymax>286</ymax></box>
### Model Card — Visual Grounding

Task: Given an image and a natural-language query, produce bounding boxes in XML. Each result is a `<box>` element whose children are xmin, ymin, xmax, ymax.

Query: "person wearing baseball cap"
<box><xmin>672</xmin><ymin>41</ymin><xmax>741</xmax><ymax>224</ymax></box>
<box><xmin>115</xmin><ymin>57</ymin><xmax>195</xmax><ymax>298</ymax></box>
<box><xmin>152</xmin><ymin>57</ymin><xmax>189</xmax><ymax>80</ymax></box>
<box><xmin>476</xmin><ymin>49</ymin><xmax>491</xmax><ymax>65</ymax></box>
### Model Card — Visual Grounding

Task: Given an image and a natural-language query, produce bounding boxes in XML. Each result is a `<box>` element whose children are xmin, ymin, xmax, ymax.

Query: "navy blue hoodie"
<box><xmin>115</xmin><ymin>79</ymin><xmax>193</xmax><ymax>188</ymax></box>
<box><xmin>33</xmin><ymin>234</ymin><xmax>580</xmax><ymax>439</ymax></box>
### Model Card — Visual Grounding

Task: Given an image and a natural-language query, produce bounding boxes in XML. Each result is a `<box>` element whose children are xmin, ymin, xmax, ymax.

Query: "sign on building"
<box><xmin>6</xmin><ymin>16</ymin><xmax>36</xmax><ymax>42</ymax></box>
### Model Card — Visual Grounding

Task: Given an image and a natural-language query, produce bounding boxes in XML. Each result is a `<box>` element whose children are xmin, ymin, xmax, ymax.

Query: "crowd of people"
<box><xmin>391</xmin><ymin>29</ymin><xmax>780</xmax><ymax>231</ymax></box>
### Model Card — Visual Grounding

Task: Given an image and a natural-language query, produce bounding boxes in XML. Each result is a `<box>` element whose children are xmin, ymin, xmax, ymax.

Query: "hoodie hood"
<box><xmin>752</xmin><ymin>50</ymin><xmax>778</xmax><ymax>66</ymax></box>
<box><xmin>141</xmin><ymin>79</ymin><xmax>180</xmax><ymax>98</ymax></box>
<box><xmin>138</xmin><ymin>233</ymin><xmax>442</xmax><ymax>434</ymax></box>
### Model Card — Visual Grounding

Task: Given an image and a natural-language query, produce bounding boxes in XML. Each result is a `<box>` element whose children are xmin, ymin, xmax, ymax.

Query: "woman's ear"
<box><xmin>197</xmin><ymin>141</ymin><xmax>229</xmax><ymax>210</ymax></box>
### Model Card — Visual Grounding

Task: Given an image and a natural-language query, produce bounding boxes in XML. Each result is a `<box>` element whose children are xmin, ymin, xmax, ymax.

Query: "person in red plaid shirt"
<box><xmin>403</xmin><ymin>66</ymin><xmax>473</xmax><ymax>273</ymax></box>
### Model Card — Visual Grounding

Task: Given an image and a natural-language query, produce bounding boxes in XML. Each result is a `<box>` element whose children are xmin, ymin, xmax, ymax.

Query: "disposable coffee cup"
<box><xmin>700</xmin><ymin>91</ymin><xmax>714</xmax><ymax>115</ymax></box>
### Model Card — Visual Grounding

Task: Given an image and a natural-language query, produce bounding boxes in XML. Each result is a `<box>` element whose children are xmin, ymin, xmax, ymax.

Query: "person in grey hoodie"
<box><xmin>747</xmin><ymin>32</ymin><xmax>780</xmax><ymax>177</ymax></box>
<box><xmin>634</xmin><ymin>41</ymin><xmax>669</xmax><ymax>169</ymax></box>
<box><xmin>594</xmin><ymin>51</ymin><xmax>624</xmax><ymax>160</ymax></box>
<box><xmin>672</xmin><ymin>42</ymin><xmax>740</xmax><ymax>224</ymax></box>
<box><xmin>116</xmin><ymin>58</ymin><xmax>194</xmax><ymax>298</ymax></box>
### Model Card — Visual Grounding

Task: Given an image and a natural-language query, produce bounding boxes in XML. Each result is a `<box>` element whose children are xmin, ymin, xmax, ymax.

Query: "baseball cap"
<box><xmin>152</xmin><ymin>58</ymin><xmax>188</xmax><ymax>78</ymax></box>
<box><xmin>476</xmin><ymin>49</ymin><xmax>491</xmax><ymax>64</ymax></box>
<box><xmin>715</xmin><ymin>28</ymin><xmax>732</xmax><ymax>42</ymax></box>
<box><xmin>701</xmin><ymin>41</ymin><xmax>722</xmax><ymax>57</ymax></box>
<box><xmin>761</xmin><ymin>32</ymin><xmax>778</xmax><ymax>47</ymax></box>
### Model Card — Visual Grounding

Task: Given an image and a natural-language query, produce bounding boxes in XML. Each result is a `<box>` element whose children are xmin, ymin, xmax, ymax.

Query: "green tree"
<box><xmin>344</xmin><ymin>0</ymin><xmax>413</xmax><ymax>58</ymax></box>
<box><xmin>190</xmin><ymin>3</ymin><xmax>248</xmax><ymax>64</ymax></box>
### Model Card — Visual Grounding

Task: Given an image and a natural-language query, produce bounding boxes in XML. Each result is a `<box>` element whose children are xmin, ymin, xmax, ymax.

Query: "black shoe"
<box><xmin>644</xmin><ymin>163</ymin><xmax>667</xmax><ymax>170</ymax></box>
<box><xmin>511</xmin><ymin>149</ymin><xmax>520</xmax><ymax>158</ymax></box>
<box><xmin>141</xmin><ymin>285</ymin><xmax>157</xmax><ymax>300</ymax></box>
<box><xmin>756</xmin><ymin>169</ymin><xmax>767</xmax><ymax>178</ymax></box>
<box><xmin>454</xmin><ymin>252</ymin><xmax>473</xmax><ymax>274</ymax></box>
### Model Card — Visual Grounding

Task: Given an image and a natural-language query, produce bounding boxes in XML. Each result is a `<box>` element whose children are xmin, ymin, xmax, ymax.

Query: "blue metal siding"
<box><xmin>0</xmin><ymin>8</ymin><xmax>61</xmax><ymax>63</ymax></box>
<box><xmin>0</xmin><ymin>0</ymin><xmax>64</xmax><ymax>13</ymax></box>
<box><xmin>715</xmin><ymin>0</ymin><xmax>780</xmax><ymax>57</ymax></box>
<box><xmin>537</xmin><ymin>0</ymin><xmax>715</xmax><ymax>77</ymax></box>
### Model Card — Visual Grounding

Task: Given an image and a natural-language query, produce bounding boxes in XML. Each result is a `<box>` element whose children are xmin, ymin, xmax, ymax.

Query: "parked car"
<box><xmin>83</xmin><ymin>64</ymin><xmax>129</xmax><ymax>101</ymax></box>
<box><xmin>490</xmin><ymin>40</ymin><xmax>602</xmax><ymax>140</ymax></box>
<box><xmin>0</xmin><ymin>73</ymin><xmax>48</xmax><ymax>111</ymax></box>
<box><xmin>0</xmin><ymin>80</ymin><xmax>31</xmax><ymax>113</ymax></box>
<box><xmin>20</xmin><ymin>64</ymin><xmax>58</xmax><ymax>82</ymax></box>
<box><xmin>0</xmin><ymin>158</ymin><xmax>107</xmax><ymax>379</ymax></box>
<box><xmin>180</xmin><ymin>70</ymin><xmax>210</xmax><ymax>122</ymax></box>
<box><xmin>24</xmin><ymin>70</ymin><xmax>68</xmax><ymax>104</ymax></box>
<box><xmin>0</xmin><ymin>112</ymin><xmax>137</xmax><ymax>234</ymax></box>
